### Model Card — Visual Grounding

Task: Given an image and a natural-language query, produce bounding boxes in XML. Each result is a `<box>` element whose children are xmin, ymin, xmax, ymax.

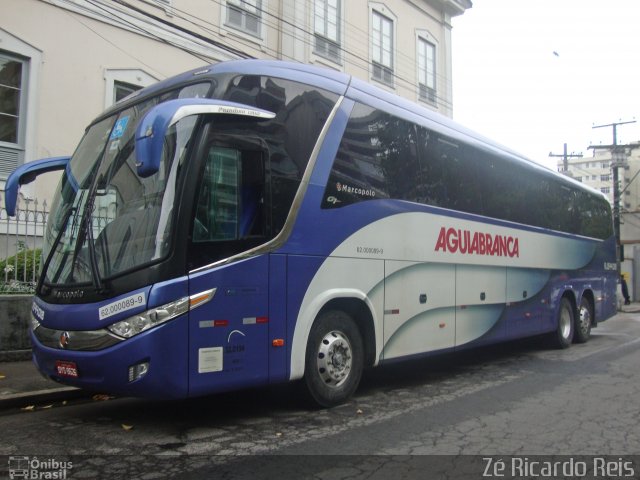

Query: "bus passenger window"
<box><xmin>193</xmin><ymin>147</ymin><xmax>240</xmax><ymax>242</ymax></box>
<box><xmin>192</xmin><ymin>146</ymin><xmax>266</xmax><ymax>243</ymax></box>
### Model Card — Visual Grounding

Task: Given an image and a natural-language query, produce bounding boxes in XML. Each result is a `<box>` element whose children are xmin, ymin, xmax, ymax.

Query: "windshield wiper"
<box><xmin>83</xmin><ymin>203</ymin><xmax>104</xmax><ymax>292</ymax></box>
<box><xmin>37</xmin><ymin>207</ymin><xmax>75</xmax><ymax>294</ymax></box>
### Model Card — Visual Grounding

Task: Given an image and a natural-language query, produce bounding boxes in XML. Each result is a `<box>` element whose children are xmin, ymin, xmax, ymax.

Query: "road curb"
<box><xmin>0</xmin><ymin>387</ymin><xmax>88</xmax><ymax>410</ymax></box>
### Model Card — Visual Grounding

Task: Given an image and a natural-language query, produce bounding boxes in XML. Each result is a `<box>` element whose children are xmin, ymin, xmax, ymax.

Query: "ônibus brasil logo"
<box><xmin>435</xmin><ymin>227</ymin><xmax>520</xmax><ymax>258</ymax></box>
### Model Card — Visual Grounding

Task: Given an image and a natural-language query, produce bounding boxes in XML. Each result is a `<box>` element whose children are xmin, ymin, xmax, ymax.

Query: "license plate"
<box><xmin>55</xmin><ymin>360</ymin><xmax>79</xmax><ymax>378</ymax></box>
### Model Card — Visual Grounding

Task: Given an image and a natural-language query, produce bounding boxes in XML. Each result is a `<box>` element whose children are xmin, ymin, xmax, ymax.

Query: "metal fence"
<box><xmin>0</xmin><ymin>198</ymin><xmax>49</xmax><ymax>294</ymax></box>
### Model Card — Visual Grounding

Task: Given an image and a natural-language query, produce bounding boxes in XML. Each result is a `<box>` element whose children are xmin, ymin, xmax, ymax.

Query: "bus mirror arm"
<box><xmin>4</xmin><ymin>156</ymin><xmax>71</xmax><ymax>216</ymax></box>
<box><xmin>134</xmin><ymin>98</ymin><xmax>275</xmax><ymax>178</ymax></box>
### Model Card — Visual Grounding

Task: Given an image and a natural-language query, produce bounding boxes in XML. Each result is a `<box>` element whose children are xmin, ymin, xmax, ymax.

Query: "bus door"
<box><xmin>382</xmin><ymin>261</ymin><xmax>456</xmax><ymax>359</ymax></box>
<box><xmin>186</xmin><ymin>144</ymin><xmax>271</xmax><ymax>396</ymax></box>
<box><xmin>455</xmin><ymin>265</ymin><xmax>507</xmax><ymax>347</ymax></box>
<box><xmin>187</xmin><ymin>256</ymin><xmax>270</xmax><ymax>396</ymax></box>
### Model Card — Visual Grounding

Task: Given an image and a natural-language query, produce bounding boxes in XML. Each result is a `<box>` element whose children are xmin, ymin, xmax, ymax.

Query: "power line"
<box><xmin>57</xmin><ymin>0</ymin><xmax>166</xmax><ymax>79</ymax></box>
<box><xmin>113</xmin><ymin>0</ymin><xmax>254</xmax><ymax>59</ymax></box>
<box><xmin>116</xmin><ymin>0</ymin><xmax>457</xmax><ymax>111</ymax></box>
<box><xmin>84</xmin><ymin>0</ymin><xmax>217</xmax><ymax>64</ymax></box>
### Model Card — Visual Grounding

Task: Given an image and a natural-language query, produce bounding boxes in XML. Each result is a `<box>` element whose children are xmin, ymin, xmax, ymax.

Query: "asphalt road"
<box><xmin>1</xmin><ymin>312</ymin><xmax>639</xmax><ymax>479</ymax></box>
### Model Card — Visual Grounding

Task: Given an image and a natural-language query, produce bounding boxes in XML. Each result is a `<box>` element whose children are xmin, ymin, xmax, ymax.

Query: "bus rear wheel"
<box><xmin>574</xmin><ymin>297</ymin><xmax>593</xmax><ymax>344</ymax></box>
<box><xmin>304</xmin><ymin>310</ymin><xmax>364</xmax><ymax>408</ymax></box>
<box><xmin>549</xmin><ymin>297</ymin><xmax>575</xmax><ymax>349</ymax></box>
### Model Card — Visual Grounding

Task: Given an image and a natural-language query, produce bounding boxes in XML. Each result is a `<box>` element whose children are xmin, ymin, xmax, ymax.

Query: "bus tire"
<box><xmin>574</xmin><ymin>297</ymin><xmax>593</xmax><ymax>344</ymax></box>
<box><xmin>550</xmin><ymin>297</ymin><xmax>574</xmax><ymax>349</ymax></box>
<box><xmin>304</xmin><ymin>310</ymin><xmax>364</xmax><ymax>408</ymax></box>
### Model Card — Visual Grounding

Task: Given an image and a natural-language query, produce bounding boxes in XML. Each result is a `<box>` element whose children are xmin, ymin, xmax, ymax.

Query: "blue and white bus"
<box><xmin>6</xmin><ymin>60</ymin><xmax>617</xmax><ymax>407</ymax></box>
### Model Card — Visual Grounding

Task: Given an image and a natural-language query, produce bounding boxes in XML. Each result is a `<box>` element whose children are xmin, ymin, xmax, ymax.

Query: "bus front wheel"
<box><xmin>550</xmin><ymin>297</ymin><xmax>575</xmax><ymax>349</ymax></box>
<box><xmin>304</xmin><ymin>310</ymin><xmax>364</xmax><ymax>408</ymax></box>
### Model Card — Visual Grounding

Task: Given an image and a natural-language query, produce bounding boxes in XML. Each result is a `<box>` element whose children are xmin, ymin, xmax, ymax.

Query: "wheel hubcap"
<box><xmin>317</xmin><ymin>330</ymin><xmax>352</xmax><ymax>388</ymax></box>
<box><xmin>579</xmin><ymin>305</ymin><xmax>591</xmax><ymax>332</ymax></box>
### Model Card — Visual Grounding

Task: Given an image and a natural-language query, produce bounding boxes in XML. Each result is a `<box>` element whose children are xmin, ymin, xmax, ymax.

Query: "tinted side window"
<box><xmin>322</xmin><ymin>104</ymin><xmax>421</xmax><ymax>208</ymax></box>
<box><xmin>322</xmin><ymin>102</ymin><xmax>613</xmax><ymax>239</ymax></box>
<box><xmin>476</xmin><ymin>150</ymin><xmax>540</xmax><ymax>226</ymax></box>
<box><xmin>474</xmin><ymin>148</ymin><xmax>613</xmax><ymax>240</ymax></box>
<box><xmin>417</xmin><ymin>130</ymin><xmax>482</xmax><ymax>215</ymax></box>
<box><xmin>192</xmin><ymin>145</ymin><xmax>266</xmax><ymax>243</ymax></box>
<box><xmin>544</xmin><ymin>182</ymin><xmax>612</xmax><ymax>239</ymax></box>
<box><xmin>187</xmin><ymin>76</ymin><xmax>339</xmax><ymax>269</ymax></box>
<box><xmin>222</xmin><ymin>75</ymin><xmax>339</xmax><ymax>231</ymax></box>
<box><xmin>578</xmin><ymin>192</ymin><xmax>613</xmax><ymax>239</ymax></box>
<box><xmin>378</xmin><ymin>116</ymin><xmax>421</xmax><ymax>202</ymax></box>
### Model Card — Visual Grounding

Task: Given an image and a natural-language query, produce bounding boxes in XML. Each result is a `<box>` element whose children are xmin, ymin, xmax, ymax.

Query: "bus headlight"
<box><xmin>108</xmin><ymin>297</ymin><xmax>189</xmax><ymax>339</ymax></box>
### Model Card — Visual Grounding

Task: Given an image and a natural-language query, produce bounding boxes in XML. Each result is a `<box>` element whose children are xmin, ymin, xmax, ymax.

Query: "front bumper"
<box><xmin>31</xmin><ymin>316</ymin><xmax>189</xmax><ymax>399</ymax></box>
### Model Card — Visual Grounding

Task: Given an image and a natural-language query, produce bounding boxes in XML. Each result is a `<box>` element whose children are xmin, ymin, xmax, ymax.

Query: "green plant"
<box><xmin>0</xmin><ymin>248</ymin><xmax>42</xmax><ymax>283</ymax></box>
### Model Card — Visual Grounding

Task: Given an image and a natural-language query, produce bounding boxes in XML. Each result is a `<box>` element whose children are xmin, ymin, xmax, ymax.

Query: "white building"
<box><xmin>1</xmin><ymin>0</ymin><xmax>472</xmax><ymax>205</ymax></box>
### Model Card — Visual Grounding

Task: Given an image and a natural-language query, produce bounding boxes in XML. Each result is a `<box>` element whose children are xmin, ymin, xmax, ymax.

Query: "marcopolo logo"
<box><xmin>435</xmin><ymin>226</ymin><xmax>520</xmax><ymax>258</ymax></box>
<box><xmin>335</xmin><ymin>182</ymin><xmax>376</xmax><ymax>199</ymax></box>
<box><xmin>8</xmin><ymin>456</ymin><xmax>73</xmax><ymax>479</ymax></box>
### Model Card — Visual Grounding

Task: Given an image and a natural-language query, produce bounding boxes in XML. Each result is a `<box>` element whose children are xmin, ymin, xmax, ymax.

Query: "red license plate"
<box><xmin>55</xmin><ymin>360</ymin><xmax>79</xmax><ymax>378</ymax></box>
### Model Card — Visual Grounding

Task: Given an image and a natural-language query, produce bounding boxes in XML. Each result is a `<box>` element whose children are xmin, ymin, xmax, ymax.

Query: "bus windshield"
<box><xmin>41</xmin><ymin>74</ymin><xmax>340</xmax><ymax>291</ymax></box>
<box><xmin>42</xmin><ymin>97</ymin><xmax>197</xmax><ymax>288</ymax></box>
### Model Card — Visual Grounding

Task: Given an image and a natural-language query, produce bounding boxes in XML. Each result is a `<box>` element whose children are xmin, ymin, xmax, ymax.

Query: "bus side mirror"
<box><xmin>4</xmin><ymin>156</ymin><xmax>70</xmax><ymax>216</ymax></box>
<box><xmin>134</xmin><ymin>99</ymin><xmax>275</xmax><ymax>178</ymax></box>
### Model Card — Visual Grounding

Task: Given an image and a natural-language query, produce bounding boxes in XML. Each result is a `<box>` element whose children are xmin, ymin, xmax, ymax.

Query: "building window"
<box><xmin>104</xmin><ymin>69</ymin><xmax>158</xmax><ymax>108</ymax></box>
<box><xmin>601</xmin><ymin>174</ymin><xmax>610</xmax><ymax>182</ymax></box>
<box><xmin>0</xmin><ymin>53</ymin><xmax>23</xmax><ymax>145</ymax></box>
<box><xmin>114</xmin><ymin>81</ymin><xmax>143</xmax><ymax>104</ymax></box>
<box><xmin>0</xmin><ymin>51</ymin><xmax>28</xmax><ymax>179</ymax></box>
<box><xmin>418</xmin><ymin>37</ymin><xmax>436</xmax><ymax>104</ymax></box>
<box><xmin>371</xmin><ymin>10</ymin><xmax>394</xmax><ymax>86</ymax></box>
<box><xmin>226</xmin><ymin>0</ymin><xmax>262</xmax><ymax>38</ymax></box>
<box><xmin>575</xmin><ymin>176</ymin><xmax>582</xmax><ymax>182</ymax></box>
<box><xmin>602</xmin><ymin>162</ymin><xmax>609</xmax><ymax>168</ymax></box>
<box><xmin>601</xmin><ymin>187</ymin><xmax>610</xmax><ymax>194</ymax></box>
<box><xmin>314</xmin><ymin>0</ymin><xmax>341</xmax><ymax>63</ymax></box>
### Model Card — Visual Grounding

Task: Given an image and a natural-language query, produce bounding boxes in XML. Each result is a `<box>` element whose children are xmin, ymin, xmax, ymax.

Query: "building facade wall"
<box><xmin>620</xmin><ymin>145</ymin><xmax>640</xmax><ymax>287</ymax></box>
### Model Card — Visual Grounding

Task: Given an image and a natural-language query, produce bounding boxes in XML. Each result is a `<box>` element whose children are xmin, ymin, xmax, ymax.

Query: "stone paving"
<box><xmin>1</xmin><ymin>312</ymin><xmax>639</xmax><ymax>479</ymax></box>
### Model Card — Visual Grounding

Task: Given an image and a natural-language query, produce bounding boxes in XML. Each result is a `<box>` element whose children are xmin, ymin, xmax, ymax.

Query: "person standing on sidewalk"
<box><xmin>621</xmin><ymin>275</ymin><xmax>631</xmax><ymax>305</ymax></box>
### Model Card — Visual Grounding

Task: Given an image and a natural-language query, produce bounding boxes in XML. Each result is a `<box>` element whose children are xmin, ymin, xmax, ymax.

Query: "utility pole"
<box><xmin>549</xmin><ymin>143</ymin><xmax>582</xmax><ymax>174</ymax></box>
<box><xmin>590</xmin><ymin>119</ymin><xmax>637</xmax><ymax>263</ymax></box>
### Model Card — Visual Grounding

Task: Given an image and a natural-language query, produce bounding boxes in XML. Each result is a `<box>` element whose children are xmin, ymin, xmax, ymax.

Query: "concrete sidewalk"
<box><xmin>0</xmin><ymin>359</ymin><xmax>86</xmax><ymax>410</ymax></box>
<box><xmin>620</xmin><ymin>301</ymin><xmax>640</xmax><ymax>314</ymax></box>
<box><xmin>2</xmin><ymin>303</ymin><xmax>639</xmax><ymax>410</ymax></box>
